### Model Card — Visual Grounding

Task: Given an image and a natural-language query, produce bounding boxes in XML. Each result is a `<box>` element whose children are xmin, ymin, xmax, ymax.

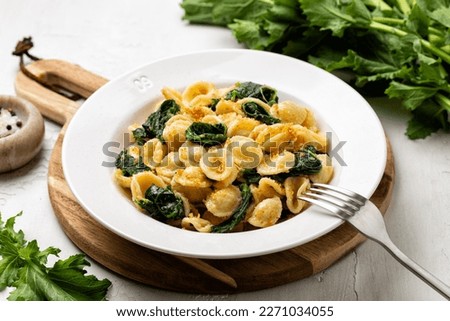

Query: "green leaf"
<box><xmin>428</xmin><ymin>7</ymin><xmax>450</xmax><ymax>29</ymax></box>
<box><xmin>416</xmin><ymin>0</ymin><xmax>450</xmax><ymax>12</ymax></box>
<box><xmin>180</xmin><ymin>0</ymin><xmax>218</xmax><ymax>25</ymax></box>
<box><xmin>229</xmin><ymin>19</ymin><xmax>271</xmax><ymax>49</ymax></box>
<box><xmin>283</xmin><ymin>28</ymin><xmax>329</xmax><ymax>58</ymax></box>
<box><xmin>0</xmin><ymin>212</ymin><xmax>111</xmax><ymax>301</ymax></box>
<box><xmin>211</xmin><ymin>183</ymin><xmax>253</xmax><ymax>233</ymax></box>
<box><xmin>48</xmin><ymin>254</ymin><xmax>111</xmax><ymax>301</ymax></box>
<box><xmin>405</xmin><ymin>4</ymin><xmax>429</xmax><ymax>36</ymax></box>
<box><xmin>385</xmin><ymin>81</ymin><xmax>439</xmax><ymax>110</ymax></box>
<box><xmin>181</xmin><ymin>0</ymin><xmax>273</xmax><ymax>26</ymax></box>
<box><xmin>132</xmin><ymin>127</ymin><xmax>147</xmax><ymax>146</ymax></box>
<box><xmin>300</xmin><ymin>0</ymin><xmax>371</xmax><ymax>37</ymax></box>
<box><xmin>242</xmin><ymin>101</ymin><xmax>281</xmax><ymax>124</ymax></box>
<box><xmin>0</xmin><ymin>213</ymin><xmax>25</xmax><ymax>289</ymax></box>
<box><xmin>137</xmin><ymin>185</ymin><xmax>185</xmax><ymax>220</ymax></box>
<box><xmin>406</xmin><ymin>100</ymin><xmax>444</xmax><ymax>139</ymax></box>
<box><xmin>185</xmin><ymin>122</ymin><xmax>228</xmax><ymax>146</ymax></box>
<box><xmin>115</xmin><ymin>149</ymin><xmax>150</xmax><ymax>177</ymax></box>
<box><xmin>268</xmin><ymin>0</ymin><xmax>304</xmax><ymax>23</ymax></box>
<box><xmin>8</xmin><ymin>251</ymin><xmax>76</xmax><ymax>301</ymax></box>
<box><xmin>414</xmin><ymin>58</ymin><xmax>448</xmax><ymax>87</ymax></box>
<box><xmin>143</xmin><ymin>99</ymin><xmax>180</xmax><ymax>141</ymax></box>
<box><xmin>300</xmin><ymin>0</ymin><xmax>354</xmax><ymax>37</ymax></box>
<box><xmin>225</xmin><ymin>81</ymin><xmax>279</xmax><ymax>105</ymax></box>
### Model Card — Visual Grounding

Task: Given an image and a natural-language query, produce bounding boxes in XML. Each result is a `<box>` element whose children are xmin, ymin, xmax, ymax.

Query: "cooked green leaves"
<box><xmin>0</xmin><ymin>212</ymin><xmax>111</xmax><ymax>301</ymax></box>
<box><xmin>115</xmin><ymin>149</ymin><xmax>149</xmax><ymax>177</ymax></box>
<box><xmin>225</xmin><ymin>81</ymin><xmax>279</xmax><ymax>105</ymax></box>
<box><xmin>131</xmin><ymin>127</ymin><xmax>147</xmax><ymax>146</ymax></box>
<box><xmin>274</xmin><ymin>145</ymin><xmax>322</xmax><ymax>181</ymax></box>
<box><xmin>181</xmin><ymin>0</ymin><xmax>450</xmax><ymax>139</ymax></box>
<box><xmin>185</xmin><ymin>122</ymin><xmax>228</xmax><ymax>146</ymax></box>
<box><xmin>242</xmin><ymin>101</ymin><xmax>280</xmax><ymax>125</ymax></box>
<box><xmin>143</xmin><ymin>99</ymin><xmax>180</xmax><ymax>141</ymax></box>
<box><xmin>241</xmin><ymin>146</ymin><xmax>322</xmax><ymax>184</ymax></box>
<box><xmin>136</xmin><ymin>185</ymin><xmax>185</xmax><ymax>220</ymax></box>
<box><xmin>211</xmin><ymin>183</ymin><xmax>252</xmax><ymax>233</ymax></box>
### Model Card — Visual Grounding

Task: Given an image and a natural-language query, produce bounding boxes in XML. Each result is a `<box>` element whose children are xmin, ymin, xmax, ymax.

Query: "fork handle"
<box><xmin>349</xmin><ymin>202</ymin><xmax>450</xmax><ymax>300</ymax></box>
<box><xmin>372</xmin><ymin>234</ymin><xmax>450</xmax><ymax>300</ymax></box>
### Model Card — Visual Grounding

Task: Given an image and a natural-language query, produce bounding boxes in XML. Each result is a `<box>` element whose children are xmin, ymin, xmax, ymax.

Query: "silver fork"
<box><xmin>299</xmin><ymin>183</ymin><xmax>450</xmax><ymax>300</ymax></box>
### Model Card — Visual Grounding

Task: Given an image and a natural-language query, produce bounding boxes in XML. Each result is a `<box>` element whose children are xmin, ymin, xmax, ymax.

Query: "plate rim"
<box><xmin>62</xmin><ymin>48</ymin><xmax>387</xmax><ymax>259</ymax></box>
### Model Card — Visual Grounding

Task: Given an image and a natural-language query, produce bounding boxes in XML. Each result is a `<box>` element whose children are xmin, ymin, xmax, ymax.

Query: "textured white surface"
<box><xmin>0</xmin><ymin>0</ymin><xmax>449</xmax><ymax>301</ymax></box>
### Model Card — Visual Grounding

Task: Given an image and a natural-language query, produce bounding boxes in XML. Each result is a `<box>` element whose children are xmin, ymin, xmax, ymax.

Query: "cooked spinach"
<box><xmin>132</xmin><ymin>127</ymin><xmax>147</xmax><ymax>146</ymax></box>
<box><xmin>225</xmin><ymin>81</ymin><xmax>278</xmax><ymax>106</ymax></box>
<box><xmin>241</xmin><ymin>101</ymin><xmax>280</xmax><ymax>125</ymax></box>
<box><xmin>136</xmin><ymin>184</ymin><xmax>185</xmax><ymax>220</ymax></box>
<box><xmin>142</xmin><ymin>99</ymin><xmax>180</xmax><ymax>141</ymax></box>
<box><xmin>115</xmin><ymin>149</ymin><xmax>150</xmax><ymax>177</ymax></box>
<box><xmin>208</xmin><ymin>98</ymin><xmax>220</xmax><ymax>111</ymax></box>
<box><xmin>211</xmin><ymin>183</ymin><xmax>252</xmax><ymax>233</ymax></box>
<box><xmin>185</xmin><ymin>122</ymin><xmax>228</xmax><ymax>147</ymax></box>
<box><xmin>273</xmin><ymin>146</ymin><xmax>322</xmax><ymax>181</ymax></box>
<box><xmin>241</xmin><ymin>168</ymin><xmax>262</xmax><ymax>184</ymax></box>
<box><xmin>241</xmin><ymin>146</ymin><xmax>322</xmax><ymax>183</ymax></box>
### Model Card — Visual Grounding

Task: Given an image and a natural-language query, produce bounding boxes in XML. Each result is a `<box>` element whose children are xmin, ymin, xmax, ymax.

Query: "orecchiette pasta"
<box><xmin>285</xmin><ymin>176</ymin><xmax>310</xmax><ymax>214</ymax></box>
<box><xmin>114</xmin><ymin>80</ymin><xmax>333</xmax><ymax>233</ymax></box>
<box><xmin>182</xmin><ymin>81</ymin><xmax>216</xmax><ymax>105</ymax></box>
<box><xmin>257</xmin><ymin>151</ymin><xmax>296</xmax><ymax>175</ymax></box>
<box><xmin>199</xmin><ymin>147</ymin><xmax>235</xmax><ymax>182</ymax></box>
<box><xmin>181</xmin><ymin>214</ymin><xmax>213</xmax><ymax>233</ymax></box>
<box><xmin>173</xmin><ymin>166</ymin><xmax>212</xmax><ymax>188</ymax></box>
<box><xmin>143</xmin><ymin>138</ymin><xmax>167</xmax><ymax>168</ymax></box>
<box><xmin>162</xmin><ymin>118</ymin><xmax>192</xmax><ymax>151</ymax></box>
<box><xmin>247</xmin><ymin>196</ymin><xmax>282</xmax><ymax>228</ymax></box>
<box><xmin>204</xmin><ymin>185</ymin><xmax>241</xmax><ymax>218</ymax></box>
<box><xmin>130</xmin><ymin>171</ymin><xmax>166</xmax><ymax>202</ymax></box>
<box><xmin>309</xmin><ymin>154</ymin><xmax>334</xmax><ymax>184</ymax></box>
<box><xmin>271</xmin><ymin>101</ymin><xmax>309</xmax><ymax>126</ymax></box>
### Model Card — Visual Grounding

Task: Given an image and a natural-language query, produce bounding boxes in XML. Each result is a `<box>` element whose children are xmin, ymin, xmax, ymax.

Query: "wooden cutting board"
<box><xmin>15</xmin><ymin>59</ymin><xmax>395</xmax><ymax>294</ymax></box>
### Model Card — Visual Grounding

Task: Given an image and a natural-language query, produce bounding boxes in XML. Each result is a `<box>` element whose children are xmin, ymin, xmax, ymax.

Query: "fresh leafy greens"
<box><xmin>181</xmin><ymin>0</ymin><xmax>450</xmax><ymax>139</ymax></box>
<box><xmin>136</xmin><ymin>184</ymin><xmax>185</xmax><ymax>220</ymax></box>
<box><xmin>242</xmin><ymin>101</ymin><xmax>281</xmax><ymax>124</ymax></box>
<box><xmin>142</xmin><ymin>99</ymin><xmax>180</xmax><ymax>141</ymax></box>
<box><xmin>185</xmin><ymin>122</ymin><xmax>228</xmax><ymax>146</ymax></box>
<box><xmin>115</xmin><ymin>149</ymin><xmax>150</xmax><ymax>177</ymax></box>
<box><xmin>0</xmin><ymin>212</ymin><xmax>111</xmax><ymax>301</ymax></box>
<box><xmin>225</xmin><ymin>81</ymin><xmax>279</xmax><ymax>105</ymax></box>
<box><xmin>211</xmin><ymin>183</ymin><xmax>253</xmax><ymax>233</ymax></box>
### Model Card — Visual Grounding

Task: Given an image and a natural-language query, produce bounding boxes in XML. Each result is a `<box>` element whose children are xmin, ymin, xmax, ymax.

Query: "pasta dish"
<box><xmin>114</xmin><ymin>81</ymin><xmax>333</xmax><ymax>233</ymax></box>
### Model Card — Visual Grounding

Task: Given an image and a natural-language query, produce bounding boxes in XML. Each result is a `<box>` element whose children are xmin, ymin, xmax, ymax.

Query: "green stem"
<box><xmin>369</xmin><ymin>20</ymin><xmax>408</xmax><ymax>37</ymax></box>
<box><xmin>369</xmin><ymin>21</ymin><xmax>450</xmax><ymax>64</ymax></box>
<box><xmin>395</xmin><ymin>0</ymin><xmax>411</xmax><ymax>15</ymax></box>
<box><xmin>435</xmin><ymin>93</ymin><xmax>450</xmax><ymax>112</ymax></box>
<box><xmin>441</xmin><ymin>45</ymin><xmax>450</xmax><ymax>55</ymax></box>
<box><xmin>363</xmin><ymin>0</ymin><xmax>393</xmax><ymax>11</ymax></box>
<box><xmin>372</xmin><ymin>16</ymin><xmax>404</xmax><ymax>25</ymax></box>
<box><xmin>429</xmin><ymin>26</ymin><xmax>445</xmax><ymax>38</ymax></box>
<box><xmin>420</xmin><ymin>39</ymin><xmax>450</xmax><ymax>65</ymax></box>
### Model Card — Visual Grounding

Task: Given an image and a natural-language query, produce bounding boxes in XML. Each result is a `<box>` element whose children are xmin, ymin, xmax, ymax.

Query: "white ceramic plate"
<box><xmin>62</xmin><ymin>49</ymin><xmax>386</xmax><ymax>259</ymax></box>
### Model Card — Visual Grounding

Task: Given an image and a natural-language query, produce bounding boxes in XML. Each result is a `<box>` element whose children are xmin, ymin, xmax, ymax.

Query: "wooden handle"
<box><xmin>14</xmin><ymin>59</ymin><xmax>108</xmax><ymax>125</ymax></box>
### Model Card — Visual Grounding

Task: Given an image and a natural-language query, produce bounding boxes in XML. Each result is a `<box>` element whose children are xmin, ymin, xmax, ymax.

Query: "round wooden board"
<box><xmin>15</xmin><ymin>60</ymin><xmax>395</xmax><ymax>294</ymax></box>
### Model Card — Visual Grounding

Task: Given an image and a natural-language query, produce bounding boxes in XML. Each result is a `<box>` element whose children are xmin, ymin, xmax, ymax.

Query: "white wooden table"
<box><xmin>0</xmin><ymin>0</ymin><xmax>449</xmax><ymax>301</ymax></box>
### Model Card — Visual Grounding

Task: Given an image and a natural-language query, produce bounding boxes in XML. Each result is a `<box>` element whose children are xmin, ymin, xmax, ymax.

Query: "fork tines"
<box><xmin>299</xmin><ymin>183</ymin><xmax>367</xmax><ymax>219</ymax></box>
